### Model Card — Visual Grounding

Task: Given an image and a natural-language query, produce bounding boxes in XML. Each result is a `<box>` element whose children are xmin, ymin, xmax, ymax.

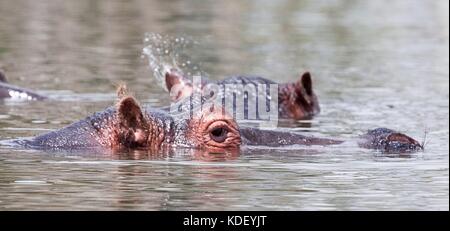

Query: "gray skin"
<box><xmin>1</xmin><ymin>70</ymin><xmax>423</xmax><ymax>153</ymax></box>
<box><xmin>12</xmin><ymin>92</ymin><xmax>423</xmax><ymax>154</ymax></box>
<box><xmin>18</xmin><ymin>108</ymin><xmax>339</xmax><ymax>150</ymax></box>
<box><xmin>17</xmin><ymin>107</ymin><xmax>176</xmax><ymax>150</ymax></box>
<box><xmin>0</xmin><ymin>70</ymin><xmax>47</xmax><ymax>100</ymax></box>
<box><xmin>1</xmin><ymin>68</ymin><xmax>316</xmax><ymax>122</ymax></box>
<box><xmin>164</xmin><ymin>69</ymin><xmax>320</xmax><ymax>120</ymax></box>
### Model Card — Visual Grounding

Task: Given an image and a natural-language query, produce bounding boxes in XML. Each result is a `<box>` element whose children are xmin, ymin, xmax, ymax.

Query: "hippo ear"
<box><xmin>165</xmin><ymin>69</ymin><xmax>193</xmax><ymax>101</ymax></box>
<box><xmin>117</xmin><ymin>96</ymin><xmax>145</xmax><ymax>128</ymax></box>
<box><xmin>300</xmin><ymin>72</ymin><xmax>313</xmax><ymax>95</ymax></box>
<box><xmin>284</xmin><ymin>71</ymin><xmax>319</xmax><ymax>119</ymax></box>
<box><xmin>117</xmin><ymin>96</ymin><xmax>149</xmax><ymax>147</ymax></box>
<box><xmin>0</xmin><ymin>70</ymin><xmax>7</xmax><ymax>83</ymax></box>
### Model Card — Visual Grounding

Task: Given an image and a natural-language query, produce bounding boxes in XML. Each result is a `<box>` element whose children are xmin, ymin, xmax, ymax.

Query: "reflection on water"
<box><xmin>0</xmin><ymin>0</ymin><xmax>448</xmax><ymax>210</ymax></box>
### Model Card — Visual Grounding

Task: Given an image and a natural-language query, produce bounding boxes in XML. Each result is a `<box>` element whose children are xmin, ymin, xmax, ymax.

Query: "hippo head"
<box><xmin>184</xmin><ymin>105</ymin><xmax>241</xmax><ymax>151</ymax></box>
<box><xmin>358</xmin><ymin>128</ymin><xmax>424</xmax><ymax>153</ymax></box>
<box><xmin>164</xmin><ymin>68</ymin><xmax>320</xmax><ymax>120</ymax></box>
<box><xmin>164</xmin><ymin>68</ymin><xmax>197</xmax><ymax>101</ymax></box>
<box><xmin>278</xmin><ymin>72</ymin><xmax>320</xmax><ymax>120</ymax></box>
<box><xmin>20</xmin><ymin>84</ymin><xmax>422</xmax><ymax>155</ymax></box>
<box><xmin>112</xmin><ymin>85</ymin><xmax>241</xmax><ymax>153</ymax></box>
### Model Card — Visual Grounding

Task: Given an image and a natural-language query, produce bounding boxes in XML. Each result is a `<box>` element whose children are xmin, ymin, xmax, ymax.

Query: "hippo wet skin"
<box><xmin>1</xmin><ymin>68</ymin><xmax>316</xmax><ymax>118</ymax></box>
<box><xmin>0</xmin><ymin>70</ymin><xmax>47</xmax><ymax>100</ymax></box>
<box><xmin>164</xmin><ymin>68</ymin><xmax>320</xmax><ymax>120</ymax></box>
<box><xmin>14</xmin><ymin>86</ymin><xmax>423</xmax><ymax>154</ymax></box>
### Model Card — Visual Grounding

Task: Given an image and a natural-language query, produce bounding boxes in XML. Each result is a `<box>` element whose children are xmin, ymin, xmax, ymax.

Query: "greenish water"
<box><xmin>0</xmin><ymin>0</ymin><xmax>448</xmax><ymax>210</ymax></box>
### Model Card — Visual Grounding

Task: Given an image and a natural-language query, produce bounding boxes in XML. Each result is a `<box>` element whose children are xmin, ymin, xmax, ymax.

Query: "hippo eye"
<box><xmin>209</xmin><ymin>127</ymin><xmax>228</xmax><ymax>143</ymax></box>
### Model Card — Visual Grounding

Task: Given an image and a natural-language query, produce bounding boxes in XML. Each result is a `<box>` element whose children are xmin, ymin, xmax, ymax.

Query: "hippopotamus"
<box><xmin>10</xmin><ymin>85</ymin><xmax>423</xmax><ymax>154</ymax></box>
<box><xmin>1</xmin><ymin>67</ymin><xmax>319</xmax><ymax>122</ymax></box>
<box><xmin>1</xmin><ymin>69</ymin><xmax>316</xmax><ymax>122</ymax></box>
<box><xmin>164</xmin><ymin>68</ymin><xmax>320</xmax><ymax>120</ymax></box>
<box><xmin>0</xmin><ymin>70</ymin><xmax>47</xmax><ymax>100</ymax></box>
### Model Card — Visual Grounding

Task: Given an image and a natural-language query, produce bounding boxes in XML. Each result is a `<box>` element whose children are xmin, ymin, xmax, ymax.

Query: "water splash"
<box><xmin>141</xmin><ymin>33</ymin><xmax>205</xmax><ymax>91</ymax></box>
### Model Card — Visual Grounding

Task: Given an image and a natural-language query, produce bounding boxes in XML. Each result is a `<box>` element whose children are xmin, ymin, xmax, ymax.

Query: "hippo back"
<box><xmin>17</xmin><ymin>108</ymin><xmax>117</xmax><ymax>150</ymax></box>
<box><xmin>217</xmin><ymin>76</ymin><xmax>276</xmax><ymax>85</ymax></box>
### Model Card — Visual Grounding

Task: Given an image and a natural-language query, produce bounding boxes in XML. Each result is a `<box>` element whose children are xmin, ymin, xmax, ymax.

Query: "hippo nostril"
<box><xmin>210</xmin><ymin>127</ymin><xmax>228</xmax><ymax>143</ymax></box>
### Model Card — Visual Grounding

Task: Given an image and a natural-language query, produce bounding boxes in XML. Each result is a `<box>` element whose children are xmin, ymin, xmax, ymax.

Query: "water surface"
<box><xmin>0</xmin><ymin>0</ymin><xmax>448</xmax><ymax>210</ymax></box>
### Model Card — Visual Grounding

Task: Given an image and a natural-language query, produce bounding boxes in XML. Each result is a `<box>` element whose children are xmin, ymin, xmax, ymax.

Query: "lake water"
<box><xmin>0</xmin><ymin>0</ymin><xmax>448</xmax><ymax>210</ymax></box>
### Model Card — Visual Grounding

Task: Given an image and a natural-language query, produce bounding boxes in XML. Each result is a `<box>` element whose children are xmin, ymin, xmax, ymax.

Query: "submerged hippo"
<box><xmin>0</xmin><ymin>70</ymin><xmax>47</xmax><ymax>100</ymax></box>
<box><xmin>1</xmin><ymin>69</ymin><xmax>316</xmax><ymax>122</ymax></box>
<box><xmin>1</xmin><ymin>68</ymin><xmax>319</xmax><ymax>122</ymax></box>
<box><xmin>164</xmin><ymin>68</ymin><xmax>320</xmax><ymax>120</ymax></box>
<box><xmin>11</xmin><ymin>85</ymin><xmax>423</xmax><ymax>154</ymax></box>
